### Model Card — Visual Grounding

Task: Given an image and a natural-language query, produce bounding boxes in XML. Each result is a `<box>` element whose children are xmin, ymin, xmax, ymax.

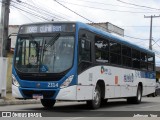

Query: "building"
<box><xmin>9</xmin><ymin>25</ymin><xmax>19</xmax><ymax>48</ymax></box>
<box><xmin>88</xmin><ymin>22</ymin><xmax>124</xmax><ymax>37</ymax></box>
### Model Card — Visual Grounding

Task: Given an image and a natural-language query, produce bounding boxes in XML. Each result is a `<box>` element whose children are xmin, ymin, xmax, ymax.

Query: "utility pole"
<box><xmin>144</xmin><ymin>15</ymin><xmax>160</xmax><ymax>50</ymax></box>
<box><xmin>0</xmin><ymin>0</ymin><xmax>11</xmax><ymax>57</ymax></box>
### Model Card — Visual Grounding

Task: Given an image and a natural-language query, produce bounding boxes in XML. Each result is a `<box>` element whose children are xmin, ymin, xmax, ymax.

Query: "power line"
<box><xmin>11</xmin><ymin>0</ymin><xmax>65</xmax><ymax>21</ymax></box>
<box><xmin>3</xmin><ymin>0</ymin><xmax>152</xmax><ymax>41</ymax></box>
<box><xmin>13</xmin><ymin>7</ymin><xmax>34</xmax><ymax>22</ymax></box>
<box><xmin>153</xmin><ymin>39</ymin><xmax>160</xmax><ymax>48</ymax></box>
<box><xmin>0</xmin><ymin>1</ymin><xmax>152</xmax><ymax>41</ymax></box>
<box><xmin>8</xmin><ymin>1</ymin><xmax>51</xmax><ymax>21</ymax></box>
<box><xmin>11</xmin><ymin>0</ymin><xmax>67</xmax><ymax>21</ymax></box>
<box><xmin>117</xmin><ymin>0</ymin><xmax>160</xmax><ymax>11</ymax></box>
<box><xmin>29</xmin><ymin>0</ymin><xmax>42</xmax><ymax>20</ymax></box>
<box><xmin>65</xmin><ymin>0</ymin><xmax>160</xmax><ymax>11</ymax></box>
<box><xmin>56</xmin><ymin>0</ymin><xmax>160</xmax><ymax>14</ymax></box>
<box><xmin>54</xmin><ymin>0</ymin><xmax>93</xmax><ymax>23</ymax></box>
<box><xmin>54</xmin><ymin>0</ymin><xmax>150</xmax><ymax>41</ymax></box>
<box><xmin>120</xmin><ymin>26</ymin><xmax>160</xmax><ymax>27</ymax></box>
<box><xmin>124</xmin><ymin>35</ymin><xmax>148</xmax><ymax>40</ymax></box>
<box><xmin>11</xmin><ymin>5</ymin><xmax>50</xmax><ymax>21</ymax></box>
<box><xmin>34</xmin><ymin>0</ymin><xmax>71</xmax><ymax>18</ymax></box>
<box><xmin>23</xmin><ymin>1</ymin><xmax>68</xmax><ymax>21</ymax></box>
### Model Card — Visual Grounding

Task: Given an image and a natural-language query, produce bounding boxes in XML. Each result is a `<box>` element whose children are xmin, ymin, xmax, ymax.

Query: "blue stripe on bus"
<box><xmin>140</xmin><ymin>71</ymin><xmax>155</xmax><ymax>79</ymax></box>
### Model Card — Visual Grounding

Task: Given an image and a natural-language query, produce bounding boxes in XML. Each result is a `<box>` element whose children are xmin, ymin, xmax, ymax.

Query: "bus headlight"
<box><xmin>12</xmin><ymin>75</ymin><xmax>20</xmax><ymax>87</ymax></box>
<box><xmin>60</xmin><ymin>75</ymin><xmax>74</xmax><ymax>89</ymax></box>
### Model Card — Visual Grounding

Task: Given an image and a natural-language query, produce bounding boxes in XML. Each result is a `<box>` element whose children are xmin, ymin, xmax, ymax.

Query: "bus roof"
<box><xmin>19</xmin><ymin>21</ymin><xmax>154</xmax><ymax>56</ymax></box>
<box><xmin>76</xmin><ymin>22</ymin><xmax>154</xmax><ymax>56</ymax></box>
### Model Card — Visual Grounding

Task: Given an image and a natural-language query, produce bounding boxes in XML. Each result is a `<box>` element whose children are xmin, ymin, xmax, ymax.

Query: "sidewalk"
<box><xmin>0</xmin><ymin>92</ymin><xmax>40</xmax><ymax>106</ymax></box>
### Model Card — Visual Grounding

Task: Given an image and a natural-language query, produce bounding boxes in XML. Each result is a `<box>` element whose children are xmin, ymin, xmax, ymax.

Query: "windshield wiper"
<box><xmin>45</xmin><ymin>33</ymin><xmax>60</xmax><ymax>49</ymax></box>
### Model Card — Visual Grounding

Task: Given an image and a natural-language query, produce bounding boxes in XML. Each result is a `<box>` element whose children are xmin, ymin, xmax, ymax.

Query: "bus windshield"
<box><xmin>15</xmin><ymin>34</ymin><xmax>74</xmax><ymax>73</ymax></box>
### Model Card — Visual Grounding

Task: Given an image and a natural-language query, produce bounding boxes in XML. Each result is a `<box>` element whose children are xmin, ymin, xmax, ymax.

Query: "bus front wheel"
<box><xmin>41</xmin><ymin>99</ymin><xmax>56</xmax><ymax>108</ymax></box>
<box><xmin>87</xmin><ymin>85</ymin><xmax>101</xmax><ymax>109</ymax></box>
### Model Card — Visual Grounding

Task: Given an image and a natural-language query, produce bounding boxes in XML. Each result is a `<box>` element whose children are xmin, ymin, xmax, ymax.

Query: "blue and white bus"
<box><xmin>12</xmin><ymin>22</ymin><xmax>156</xmax><ymax>109</ymax></box>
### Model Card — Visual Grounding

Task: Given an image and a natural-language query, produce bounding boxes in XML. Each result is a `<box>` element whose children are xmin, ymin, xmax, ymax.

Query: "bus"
<box><xmin>12</xmin><ymin>22</ymin><xmax>156</xmax><ymax>109</ymax></box>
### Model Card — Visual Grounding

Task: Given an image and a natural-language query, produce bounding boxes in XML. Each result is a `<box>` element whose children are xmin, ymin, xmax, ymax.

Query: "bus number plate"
<box><xmin>33</xmin><ymin>94</ymin><xmax>43</xmax><ymax>99</ymax></box>
<box><xmin>48</xmin><ymin>82</ymin><xmax>58</xmax><ymax>88</ymax></box>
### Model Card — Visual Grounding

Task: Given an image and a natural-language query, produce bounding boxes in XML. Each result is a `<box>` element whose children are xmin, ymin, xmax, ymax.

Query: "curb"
<box><xmin>0</xmin><ymin>99</ymin><xmax>40</xmax><ymax>106</ymax></box>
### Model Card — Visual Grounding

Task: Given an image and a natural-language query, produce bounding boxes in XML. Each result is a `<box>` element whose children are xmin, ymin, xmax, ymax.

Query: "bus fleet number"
<box><xmin>48</xmin><ymin>83</ymin><xmax>58</xmax><ymax>88</ymax></box>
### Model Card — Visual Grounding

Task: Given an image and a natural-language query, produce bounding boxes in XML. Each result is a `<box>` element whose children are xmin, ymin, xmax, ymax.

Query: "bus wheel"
<box><xmin>127</xmin><ymin>85</ymin><xmax>142</xmax><ymax>104</ymax></box>
<box><xmin>152</xmin><ymin>92</ymin><xmax>156</xmax><ymax>97</ymax></box>
<box><xmin>101</xmin><ymin>99</ymin><xmax>108</xmax><ymax>106</ymax></box>
<box><xmin>41</xmin><ymin>99</ymin><xmax>56</xmax><ymax>109</ymax></box>
<box><xmin>87</xmin><ymin>85</ymin><xmax>101</xmax><ymax>109</ymax></box>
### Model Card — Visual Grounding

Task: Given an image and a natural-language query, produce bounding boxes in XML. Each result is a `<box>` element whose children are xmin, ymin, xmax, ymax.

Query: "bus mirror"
<box><xmin>6</xmin><ymin>38</ymin><xmax>11</xmax><ymax>51</ymax></box>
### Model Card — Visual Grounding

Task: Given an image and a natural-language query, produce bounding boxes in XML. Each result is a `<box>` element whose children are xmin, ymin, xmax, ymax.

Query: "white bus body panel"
<box><xmin>12</xmin><ymin>85</ymin><xmax>23</xmax><ymax>98</ymax></box>
<box><xmin>56</xmin><ymin>85</ymin><xmax>94</xmax><ymax>100</ymax></box>
<box><xmin>56</xmin><ymin>85</ymin><xmax>77</xmax><ymax>100</ymax></box>
<box><xmin>77</xmin><ymin>65</ymin><xmax>155</xmax><ymax>99</ymax></box>
<box><xmin>13</xmin><ymin>65</ymin><xmax>155</xmax><ymax>101</ymax></box>
<box><xmin>76</xmin><ymin>85</ymin><xmax>94</xmax><ymax>100</ymax></box>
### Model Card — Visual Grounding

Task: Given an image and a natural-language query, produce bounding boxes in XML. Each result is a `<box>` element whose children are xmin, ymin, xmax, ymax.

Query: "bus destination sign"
<box><xmin>19</xmin><ymin>23</ymin><xmax>76</xmax><ymax>34</ymax></box>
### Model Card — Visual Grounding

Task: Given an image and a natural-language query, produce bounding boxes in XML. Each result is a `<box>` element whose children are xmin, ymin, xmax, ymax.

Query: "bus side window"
<box><xmin>132</xmin><ymin>49</ymin><xmax>140</xmax><ymax>69</ymax></box>
<box><xmin>78</xmin><ymin>33</ymin><xmax>92</xmax><ymax>73</ymax></box>
<box><xmin>79</xmin><ymin>38</ymin><xmax>91</xmax><ymax>62</ymax></box>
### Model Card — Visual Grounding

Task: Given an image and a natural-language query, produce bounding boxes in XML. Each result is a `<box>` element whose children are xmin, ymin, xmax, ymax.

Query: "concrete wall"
<box><xmin>0</xmin><ymin>57</ymin><xmax>8</xmax><ymax>97</ymax></box>
<box><xmin>6</xmin><ymin>25</ymin><xmax>19</xmax><ymax>93</ymax></box>
<box><xmin>6</xmin><ymin>52</ymin><xmax>13</xmax><ymax>93</ymax></box>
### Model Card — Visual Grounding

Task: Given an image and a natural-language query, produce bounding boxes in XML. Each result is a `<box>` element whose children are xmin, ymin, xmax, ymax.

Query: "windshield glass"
<box><xmin>15</xmin><ymin>34</ymin><xmax>74</xmax><ymax>73</ymax></box>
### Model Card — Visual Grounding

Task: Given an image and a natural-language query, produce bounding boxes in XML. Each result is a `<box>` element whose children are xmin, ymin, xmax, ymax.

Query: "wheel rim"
<box><xmin>94</xmin><ymin>88</ymin><xmax>100</xmax><ymax>105</ymax></box>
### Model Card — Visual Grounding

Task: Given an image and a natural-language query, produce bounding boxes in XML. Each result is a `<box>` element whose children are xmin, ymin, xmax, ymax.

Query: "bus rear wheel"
<box><xmin>127</xmin><ymin>85</ymin><xmax>142</xmax><ymax>104</ymax></box>
<box><xmin>41</xmin><ymin>99</ymin><xmax>56</xmax><ymax>109</ymax></box>
<box><xmin>87</xmin><ymin>85</ymin><xmax>101</xmax><ymax>109</ymax></box>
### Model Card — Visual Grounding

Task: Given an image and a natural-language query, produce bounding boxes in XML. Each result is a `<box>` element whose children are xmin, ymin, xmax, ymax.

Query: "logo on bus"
<box><xmin>101</xmin><ymin>66</ymin><xmax>105</xmax><ymax>74</ymax></box>
<box><xmin>124</xmin><ymin>73</ymin><xmax>134</xmax><ymax>82</ymax></box>
<box><xmin>101</xmin><ymin>66</ymin><xmax>112</xmax><ymax>75</ymax></box>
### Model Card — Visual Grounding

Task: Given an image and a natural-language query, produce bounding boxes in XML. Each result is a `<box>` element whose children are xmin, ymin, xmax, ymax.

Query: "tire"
<box><xmin>41</xmin><ymin>99</ymin><xmax>56</xmax><ymax>108</ymax></box>
<box><xmin>87</xmin><ymin>85</ymin><xmax>101</xmax><ymax>109</ymax></box>
<box><xmin>127</xmin><ymin>85</ymin><xmax>142</xmax><ymax>104</ymax></box>
<box><xmin>152</xmin><ymin>92</ymin><xmax>156</xmax><ymax>97</ymax></box>
<box><xmin>147</xmin><ymin>94</ymin><xmax>150</xmax><ymax>97</ymax></box>
<box><xmin>101</xmin><ymin>99</ymin><xmax>108</xmax><ymax>106</ymax></box>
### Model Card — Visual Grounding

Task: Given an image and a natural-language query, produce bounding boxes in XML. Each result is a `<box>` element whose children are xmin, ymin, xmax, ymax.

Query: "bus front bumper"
<box><xmin>12</xmin><ymin>84</ymin><xmax>59</xmax><ymax>99</ymax></box>
<box><xmin>12</xmin><ymin>85</ymin><xmax>94</xmax><ymax>100</ymax></box>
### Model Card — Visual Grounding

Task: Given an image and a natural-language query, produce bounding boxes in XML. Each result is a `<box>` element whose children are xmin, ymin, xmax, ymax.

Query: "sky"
<box><xmin>0</xmin><ymin>0</ymin><xmax>160</xmax><ymax>65</ymax></box>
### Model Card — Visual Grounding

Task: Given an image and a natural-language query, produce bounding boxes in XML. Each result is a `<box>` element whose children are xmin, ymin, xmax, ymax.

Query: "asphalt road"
<box><xmin>0</xmin><ymin>96</ymin><xmax>160</xmax><ymax>119</ymax></box>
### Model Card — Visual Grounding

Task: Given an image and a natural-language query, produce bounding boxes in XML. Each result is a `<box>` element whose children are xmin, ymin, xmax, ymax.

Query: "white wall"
<box><xmin>9</xmin><ymin>25</ymin><xmax>19</xmax><ymax>48</ymax></box>
<box><xmin>0</xmin><ymin>57</ymin><xmax>8</xmax><ymax>97</ymax></box>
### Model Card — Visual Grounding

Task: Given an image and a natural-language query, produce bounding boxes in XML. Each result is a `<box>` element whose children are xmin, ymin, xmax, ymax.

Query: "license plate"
<box><xmin>33</xmin><ymin>94</ymin><xmax>43</xmax><ymax>99</ymax></box>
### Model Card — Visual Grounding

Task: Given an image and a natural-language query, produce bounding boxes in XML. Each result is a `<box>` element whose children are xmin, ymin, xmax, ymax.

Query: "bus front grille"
<box><xmin>21</xmin><ymin>90</ymin><xmax>56</xmax><ymax>98</ymax></box>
